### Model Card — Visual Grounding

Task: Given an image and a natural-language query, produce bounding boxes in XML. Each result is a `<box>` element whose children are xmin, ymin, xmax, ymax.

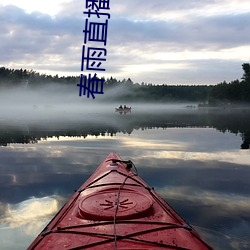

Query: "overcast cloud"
<box><xmin>0</xmin><ymin>0</ymin><xmax>250</xmax><ymax>84</ymax></box>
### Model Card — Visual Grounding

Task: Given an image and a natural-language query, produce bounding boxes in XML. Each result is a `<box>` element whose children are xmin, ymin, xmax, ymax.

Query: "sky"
<box><xmin>0</xmin><ymin>0</ymin><xmax>250</xmax><ymax>85</ymax></box>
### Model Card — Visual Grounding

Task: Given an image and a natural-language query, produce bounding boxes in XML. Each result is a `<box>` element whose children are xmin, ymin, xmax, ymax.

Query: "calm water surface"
<box><xmin>0</xmin><ymin>105</ymin><xmax>250</xmax><ymax>249</ymax></box>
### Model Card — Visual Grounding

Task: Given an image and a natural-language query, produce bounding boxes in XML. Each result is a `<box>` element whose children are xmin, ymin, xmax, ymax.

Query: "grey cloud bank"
<box><xmin>0</xmin><ymin>0</ymin><xmax>250</xmax><ymax>84</ymax></box>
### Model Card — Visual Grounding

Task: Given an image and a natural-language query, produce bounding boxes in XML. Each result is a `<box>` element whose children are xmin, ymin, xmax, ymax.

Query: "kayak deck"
<box><xmin>28</xmin><ymin>152</ymin><xmax>213</xmax><ymax>249</ymax></box>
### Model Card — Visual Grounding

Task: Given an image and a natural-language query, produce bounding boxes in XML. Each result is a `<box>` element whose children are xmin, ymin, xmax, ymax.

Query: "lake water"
<box><xmin>0</xmin><ymin>104</ymin><xmax>250</xmax><ymax>249</ymax></box>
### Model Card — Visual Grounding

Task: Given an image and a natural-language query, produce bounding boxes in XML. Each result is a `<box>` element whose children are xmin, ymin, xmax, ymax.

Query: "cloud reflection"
<box><xmin>0</xmin><ymin>126</ymin><xmax>250</xmax><ymax>249</ymax></box>
<box><xmin>156</xmin><ymin>186</ymin><xmax>250</xmax><ymax>250</ymax></box>
<box><xmin>0</xmin><ymin>196</ymin><xmax>59</xmax><ymax>230</ymax></box>
<box><xmin>0</xmin><ymin>196</ymin><xmax>62</xmax><ymax>249</ymax></box>
<box><xmin>157</xmin><ymin>186</ymin><xmax>250</xmax><ymax>216</ymax></box>
<box><xmin>153</xmin><ymin>150</ymin><xmax>250</xmax><ymax>167</ymax></box>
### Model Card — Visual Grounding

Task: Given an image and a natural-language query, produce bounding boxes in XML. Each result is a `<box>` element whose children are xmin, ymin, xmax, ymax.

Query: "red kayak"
<box><xmin>28</xmin><ymin>152</ymin><xmax>213</xmax><ymax>249</ymax></box>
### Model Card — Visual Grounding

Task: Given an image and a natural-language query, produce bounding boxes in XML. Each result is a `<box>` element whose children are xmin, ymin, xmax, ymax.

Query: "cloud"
<box><xmin>111</xmin><ymin>0</ymin><xmax>250</xmax><ymax>20</ymax></box>
<box><xmin>0</xmin><ymin>5</ymin><xmax>83</xmax><ymax>73</ymax></box>
<box><xmin>109</xmin><ymin>12</ymin><xmax>250</xmax><ymax>49</ymax></box>
<box><xmin>0</xmin><ymin>1</ymin><xmax>250</xmax><ymax>84</ymax></box>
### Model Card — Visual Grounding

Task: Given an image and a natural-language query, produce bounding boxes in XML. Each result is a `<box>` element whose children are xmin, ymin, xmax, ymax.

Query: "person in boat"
<box><xmin>124</xmin><ymin>105</ymin><xmax>127</xmax><ymax>109</ymax></box>
<box><xmin>119</xmin><ymin>105</ymin><xmax>123</xmax><ymax>109</ymax></box>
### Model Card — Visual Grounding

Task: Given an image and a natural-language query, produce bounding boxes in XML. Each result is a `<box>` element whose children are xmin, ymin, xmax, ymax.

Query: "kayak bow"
<box><xmin>28</xmin><ymin>152</ymin><xmax>213</xmax><ymax>249</ymax></box>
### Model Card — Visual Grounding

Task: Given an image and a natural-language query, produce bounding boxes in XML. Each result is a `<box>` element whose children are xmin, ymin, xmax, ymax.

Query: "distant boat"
<box><xmin>115</xmin><ymin>107</ymin><xmax>132</xmax><ymax>113</ymax></box>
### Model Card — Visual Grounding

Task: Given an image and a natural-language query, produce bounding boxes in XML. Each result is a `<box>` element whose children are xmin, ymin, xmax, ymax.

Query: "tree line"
<box><xmin>0</xmin><ymin>63</ymin><xmax>250</xmax><ymax>104</ymax></box>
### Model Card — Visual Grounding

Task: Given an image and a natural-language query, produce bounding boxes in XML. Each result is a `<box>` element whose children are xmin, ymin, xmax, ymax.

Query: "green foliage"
<box><xmin>0</xmin><ymin>63</ymin><xmax>250</xmax><ymax>103</ymax></box>
<box><xmin>208</xmin><ymin>63</ymin><xmax>250</xmax><ymax>104</ymax></box>
<box><xmin>0</xmin><ymin>67</ymin><xmax>81</xmax><ymax>87</ymax></box>
<box><xmin>242</xmin><ymin>63</ymin><xmax>250</xmax><ymax>82</ymax></box>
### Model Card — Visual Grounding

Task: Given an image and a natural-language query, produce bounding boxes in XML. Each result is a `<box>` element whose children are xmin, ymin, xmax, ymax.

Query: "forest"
<box><xmin>0</xmin><ymin>63</ymin><xmax>250</xmax><ymax>104</ymax></box>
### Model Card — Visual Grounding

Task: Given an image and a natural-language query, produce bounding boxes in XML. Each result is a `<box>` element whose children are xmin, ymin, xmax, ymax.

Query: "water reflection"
<box><xmin>0</xmin><ymin>109</ymin><xmax>250</xmax><ymax>249</ymax></box>
<box><xmin>0</xmin><ymin>196</ymin><xmax>62</xmax><ymax>250</ymax></box>
<box><xmin>1</xmin><ymin>196</ymin><xmax>59</xmax><ymax>228</ymax></box>
<box><xmin>0</xmin><ymin>106</ymin><xmax>250</xmax><ymax>149</ymax></box>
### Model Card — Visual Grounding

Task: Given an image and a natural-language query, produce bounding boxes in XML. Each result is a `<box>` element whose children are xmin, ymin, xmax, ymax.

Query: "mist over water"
<box><xmin>0</xmin><ymin>85</ymin><xmax>110</xmax><ymax>121</ymax></box>
<box><xmin>1</xmin><ymin>84</ymin><xmax>250</xmax><ymax>150</ymax></box>
<box><xmin>0</xmin><ymin>84</ymin><xmax>198</xmax><ymax>126</ymax></box>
